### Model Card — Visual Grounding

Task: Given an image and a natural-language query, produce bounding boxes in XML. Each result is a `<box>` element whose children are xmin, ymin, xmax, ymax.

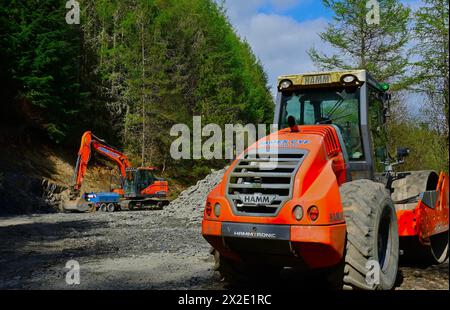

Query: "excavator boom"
<box><xmin>71</xmin><ymin>131</ymin><xmax>130</xmax><ymax>194</ymax></box>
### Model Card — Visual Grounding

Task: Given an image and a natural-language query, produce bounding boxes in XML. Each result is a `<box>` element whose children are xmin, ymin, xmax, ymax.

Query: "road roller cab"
<box><xmin>202</xmin><ymin>70</ymin><xmax>449</xmax><ymax>290</ymax></box>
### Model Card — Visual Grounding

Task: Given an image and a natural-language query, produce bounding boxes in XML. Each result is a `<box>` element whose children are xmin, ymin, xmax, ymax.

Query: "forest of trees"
<box><xmin>0</xmin><ymin>0</ymin><xmax>274</xmax><ymax>183</ymax></box>
<box><xmin>0</xmin><ymin>0</ymin><xmax>448</xmax><ymax>186</ymax></box>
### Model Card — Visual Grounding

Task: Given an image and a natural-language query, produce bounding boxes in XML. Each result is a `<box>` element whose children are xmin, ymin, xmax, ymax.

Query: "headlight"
<box><xmin>341</xmin><ymin>74</ymin><xmax>357</xmax><ymax>83</ymax></box>
<box><xmin>279</xmin><ymin>79</ymin><xmax>293</xmax><ymax>89</ymax></box>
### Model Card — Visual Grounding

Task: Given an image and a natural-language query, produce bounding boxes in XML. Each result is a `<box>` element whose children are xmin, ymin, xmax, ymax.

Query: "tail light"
<box><xmin>308</xmin><ymin>206</ymin><xmax>319</xmax><ymax>221</ymax></box>
<box><xmin>205</xmin><ymin>202</ymin><xmax>212</xmax><ymax>216</ymax></box>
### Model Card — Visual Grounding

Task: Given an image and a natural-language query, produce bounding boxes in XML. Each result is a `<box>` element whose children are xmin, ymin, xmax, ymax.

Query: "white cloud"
<box><xmin>222</xmin><ymin>0</ymin><xmax>264</xmax><ymax>22</ymax></box>
<box><xmin>246</xmin><ymin>15</ymin><xmax>328</xmax><ymax>81</ymax></box>
<box><xmin>222</xmin><ymin>0</ymin><xmax>328</xmax><ymax>95</ymax></box>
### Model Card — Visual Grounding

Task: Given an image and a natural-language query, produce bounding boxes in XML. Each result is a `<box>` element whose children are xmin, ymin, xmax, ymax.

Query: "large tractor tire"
<box><xmin>338</xmin><ymin>179</ymin><xmax>399</xmax><ymax>290</ymax></box>
<box><xmin>392</xmin><ymin>171</ymin><xmax>448</xmax><ymax>265</ymax></box>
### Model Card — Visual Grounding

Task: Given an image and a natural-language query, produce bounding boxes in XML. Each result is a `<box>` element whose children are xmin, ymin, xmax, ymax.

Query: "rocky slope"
<box><xmin>162</xmin><ymin>168</ymin><xmax>227</xmax><ymax>223</ymax></box>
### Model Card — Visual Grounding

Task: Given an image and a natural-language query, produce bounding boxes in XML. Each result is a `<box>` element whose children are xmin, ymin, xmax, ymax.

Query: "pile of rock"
<box><xmin>162</xmin><ymin>168</ymin><xmax>227</xmax><ymax>223</ymax></box>
<box><xmin>41</xmin><ymin>178</ymin><xmax>69</xmax><ymax>211</ymax></box>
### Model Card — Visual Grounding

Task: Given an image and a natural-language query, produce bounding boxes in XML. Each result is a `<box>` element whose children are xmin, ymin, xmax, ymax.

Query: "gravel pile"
<box><xmin>41</xmin><ymin>179</ymin><xmax>70</xmax><ymax>211</ymax></box>
<box><xmin>162</xmin><ymin>168</ymin><xmax>227</xmax><ymax>223</ymax></box>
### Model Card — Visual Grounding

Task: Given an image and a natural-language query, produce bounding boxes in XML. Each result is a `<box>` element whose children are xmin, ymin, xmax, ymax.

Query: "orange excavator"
<box><xmin>63</xmin><ymin>131</ymin><xmax>169</xmax><ymax>212</ymax></box>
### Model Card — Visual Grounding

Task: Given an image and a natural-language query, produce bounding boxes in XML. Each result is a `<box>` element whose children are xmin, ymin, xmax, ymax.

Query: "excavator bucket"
<box><xmin>63</xmin><ymin>197</ymin><xmax>95</xmax><ymax>212</ymax></box>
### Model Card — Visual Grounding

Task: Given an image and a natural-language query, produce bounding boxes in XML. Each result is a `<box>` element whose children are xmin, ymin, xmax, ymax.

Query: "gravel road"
<box><xmin>0</xmin><ymin>211</ymin><xmax>447</xmax><ymax>290</ymax></box>
<box><xmin>0</xmin><ymin>211</ymin><xmax>222</xmax><ymax>289</ymax></box>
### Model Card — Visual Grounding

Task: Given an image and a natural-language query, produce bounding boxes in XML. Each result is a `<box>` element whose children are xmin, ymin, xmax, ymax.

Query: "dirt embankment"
<box><xmin>0</xmin><ymin>142</ymin><xmax>123</xmax><ymax>215</ymax></box>
<box><xmin>0</xmin><ymin>137</ymin><xmax>189</xmax><ymax>215</ymax></box>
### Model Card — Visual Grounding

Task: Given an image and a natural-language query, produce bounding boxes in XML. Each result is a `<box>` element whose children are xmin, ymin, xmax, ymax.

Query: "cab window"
<box><xmin>279</xmin><ymin>87</ymin><xmax>365</xmax><ymax>160</ymax></box>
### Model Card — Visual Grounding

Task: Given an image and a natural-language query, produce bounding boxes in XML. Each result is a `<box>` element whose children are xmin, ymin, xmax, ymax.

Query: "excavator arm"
<box><xmin>71</xmin><ymin>131</ymin><xmax>131</xmax><ymax>196</ymax></box>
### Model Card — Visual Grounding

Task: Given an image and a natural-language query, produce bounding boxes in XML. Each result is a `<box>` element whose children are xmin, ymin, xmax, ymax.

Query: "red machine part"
<box><xmin>397</xmin><ymin>172</ymin><xmax>449</xmax><ymax>243</ymax></box>
<box><xmin>140</xmin><ymin>180</ymin><xmax>169</xmax><ymax>196</ymax></box>
<box><xmin>299</xmin><ymin>126</ymin><xmax>348</xmax><ymax>185</ymax></box>
<box><xmin>72</xmin><ymin>131</ymin><xmax>131</xmax><ymax>192</ymax></box>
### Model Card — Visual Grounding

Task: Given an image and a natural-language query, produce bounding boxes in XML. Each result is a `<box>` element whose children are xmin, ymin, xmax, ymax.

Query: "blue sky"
<box><xmin>256</xmin><ymin>0</ymin><xmax>334</xmax><ymax>21</ymax></box>
<box><xmin>221</xmin><ymin>0</ymin><xmax>424</xmax><ymax>101</ymax></box>
<box><xmin>256</xmin><ymin>0</ymin><xmax>421</xmax><ymax>22</ymax></box>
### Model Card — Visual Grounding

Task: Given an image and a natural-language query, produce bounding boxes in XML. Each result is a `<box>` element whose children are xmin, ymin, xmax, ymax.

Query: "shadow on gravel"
<box><xmin>0</xmin><ymin>219</ymin><xmax>107</xmax><ymax>248</ymax></box>
<box><xmin>66</xmin><ymin>272</ymin><xmax>225</xmax><ymax>290</ymax></box>
<box><xmin>0</xmin><ymin>220</ymin><xmax>109</xmax><ymax>271</ymax></box>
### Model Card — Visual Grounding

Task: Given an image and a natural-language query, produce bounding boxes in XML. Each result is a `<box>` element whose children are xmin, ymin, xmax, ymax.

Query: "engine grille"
<box><xmin>226</xmin><ymin>148</ymin><xmax>306</xmax><ymax>216</ymax></box>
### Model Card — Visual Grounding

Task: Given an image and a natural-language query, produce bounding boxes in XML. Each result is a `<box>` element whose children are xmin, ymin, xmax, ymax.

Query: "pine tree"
<box><xmin>0</xmin><ymin>0</ymin><xmax>103</xmax><ymax>143</ymax></box>
<box><xmin>1</xmin><ymin>0</ymin><xmax>88</xmax><ymax>142</ymax></box>
<box><xmin>308</xmin><ymin>0</ymin><xmax>410</xmax><ymax>87</ymax></box>
<box><xmin>411</xmin><ymin>0</ymin><xmax>449</xmax><ymax>167</ymax></box>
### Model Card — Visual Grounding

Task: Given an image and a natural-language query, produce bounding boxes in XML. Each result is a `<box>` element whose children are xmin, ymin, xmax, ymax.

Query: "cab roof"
<box><xmin>277</xmin><ymin>69</ymin><xmax>380</xmax><ymax>90</ymax></box>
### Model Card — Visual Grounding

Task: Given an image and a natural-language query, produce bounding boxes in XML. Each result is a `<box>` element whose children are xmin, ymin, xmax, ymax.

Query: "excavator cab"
<box><xmin>123</xmin><ymin>167</ymin><xmax>168</xmax><ymax>199</ymax></box>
